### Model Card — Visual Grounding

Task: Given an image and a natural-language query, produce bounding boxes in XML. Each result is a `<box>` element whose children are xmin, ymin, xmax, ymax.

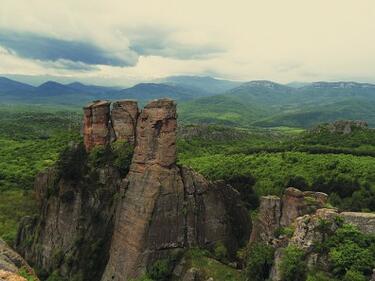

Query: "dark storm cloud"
<box><xmin>0</xmin><ymin>30</ymin><xmax>137</xmax><ymax>67</ymax></box>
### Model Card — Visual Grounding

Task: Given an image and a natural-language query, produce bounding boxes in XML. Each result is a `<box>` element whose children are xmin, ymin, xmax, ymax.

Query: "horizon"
<box><xmin>3</xmin><ymin>74</ymin><xmax>375</xmax><ymax>88</ymax></box>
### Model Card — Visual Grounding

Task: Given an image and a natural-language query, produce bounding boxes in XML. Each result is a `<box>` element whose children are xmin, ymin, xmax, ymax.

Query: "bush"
<box><xmin>343</xmin><ymin>270</ymin><xmax>367</xmax><ymax>281</ymax></box>
<box><xmin>147</xmin><ymin>259</ymin><xmax>171</xmax><ymax>281</ymax></box>
<box><xmin>18</xmin><ymin>267</ymin><xmax>38</xmax><ymax>281</ymax></box>
<box><xmin>245</xmin><ymin>242</ymin><xmax>274</xmax><ymax>281</ymax></box>
<box><xmin>112</xmin><ymin>141</ymin><xmax>134</xmax><ymax>176</ymax></box>
<box><xmin>213</xmin><ymin>242</ymin><xmax>228</xmax><ymax>262</ymax></box>
<box><xmin>46</xmin><ymin>271</ymin><xmax>66</xmax><ymax>281</ymax></box>
<box><xmin>325</xmin><ymin>224</ymin><xmax>375</xmax><ymax>276</ymax></box>
<box><xmin>306</xmin><ymin>271</ymin><xmax>336</xmax><ymax>281</ymax></box>
<box><xmin>57</xmin><ymin>143</ymin><xmax>87</xmax><ymax>180</ymax></box>
<box><xmin>280</xmin><ymin>245</ymin><xmax>306</xmax><ymax>281</ymax></box>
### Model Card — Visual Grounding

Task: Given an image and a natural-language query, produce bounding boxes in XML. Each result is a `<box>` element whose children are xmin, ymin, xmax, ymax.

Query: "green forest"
<box><xmin>0</xmin><ymin>105</ymin><xmax>375</xmax><ymax>281</ymax></box>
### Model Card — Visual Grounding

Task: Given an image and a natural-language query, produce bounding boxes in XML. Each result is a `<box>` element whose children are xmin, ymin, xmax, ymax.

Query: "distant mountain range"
<box><xmin>1</xmin><ymin>76</ymin><xmax>374</xmax><ymax>128</ymax></box>
<box><xmin>178</xmin><ymin>80</ymin><xmax>375</xmax><ymax>128</ymax></box>
<box><xmin>0</xmin><ymin>75</ymin><xmax>232</xmax><ymax>105</ymax></box>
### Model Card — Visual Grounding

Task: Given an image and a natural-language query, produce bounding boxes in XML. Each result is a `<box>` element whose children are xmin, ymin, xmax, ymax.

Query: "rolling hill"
<box><xmin>178</xmin><ymin>81</ymin><xmax>375</xmax><ymax>128</ymax></box>
<box><xmin>1</xmin><ymin>76</ymin><xmax>375</xmax><ymax>128</ymax></box>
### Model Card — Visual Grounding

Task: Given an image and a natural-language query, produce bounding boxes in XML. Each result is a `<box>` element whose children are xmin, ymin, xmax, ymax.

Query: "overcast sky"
<box><xmin>1</xmin><ymin>0</ymin><xmax>375</xmax><ymax>86</ymax></box>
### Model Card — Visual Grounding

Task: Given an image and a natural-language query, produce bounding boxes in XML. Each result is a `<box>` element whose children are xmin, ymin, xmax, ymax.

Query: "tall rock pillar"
<box><xmin>83</xmin><ymin>100</ymin><xmax>112</xmax><ymax>151</ymax></box>
<box><xmin>102</xmin><ymin>99</ymin><xmax>181</xmax><ymax>280</ymax></box>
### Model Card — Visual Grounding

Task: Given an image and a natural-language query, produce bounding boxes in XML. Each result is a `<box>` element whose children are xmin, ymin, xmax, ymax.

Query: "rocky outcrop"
<box><xmin>250</xmin><ymin>187</ymin><xmax>327</xmax><ymax>245</ymax></box>
<box><xmin>111</xmin><ymin>100</ymin><xmax>139</xmax><ymax>144</ymax></box>
<box><xmin>102</xmin><ymin>99</ymin><xmax>249</xmax><ymax>281</ymax></box>
<box><xmin>311</xmin><ymin>120</ymin><xmax>368</xmax><ymax>135</ymax></box>
<box><xmin>251</xmin><ymin>188</ymin><xmax>375</xmax><ymax>281</ymax></box>
<box><xmin>280</xmin><ymin>188</ymin><xmax>328</xmax><ymax>226</ymax></box>
<box><xmin>0</xmin><ymin>239</ymin><xmax>38</xmax><ymax>281</ymax></box>
<box><xmin>340</xmin><ymin>212</ymin><xmax>375</xmax><ymax>234</ymax></box>
<box><xmin>17</xmin><ymin>99</ymin><xmax>250</xmax><ymax>281</ymax></box>
<box><xmin>249</xmin><ymin>196</ymin><xmax>281</xmax><ymax>244</ymax></box>
<box><xmin>16</xmin><ymin>157</ymin><xmax>121</xmax><ymax>281</ymax></box>
<box><xmin>83</xmin><ymin>100</ymin><xmax>112</xmax><ymax>151</ymax></box>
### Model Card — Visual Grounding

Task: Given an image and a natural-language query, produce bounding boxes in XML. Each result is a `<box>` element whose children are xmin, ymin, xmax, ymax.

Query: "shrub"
<box><xmin>274</xmin><ymin>226</ymin><xmax>295</xmax><ymax>238</ymax></box>
<box><xmin>213</xmin><ymin>242</ymin><xmax>228</xmax><ymax>262</ymax></box>
<box><xmin>46</xmin><ymin>271</ymin><xmax>66</xmax><ymax>281</ymax></box>
<box><xmin>18</xmin><ymin>267</ymin><xmax>38</xmax><ymax>281</ymax></box>
<box><xmin>112</xmin><ymin>141</ymin><xmax>134</xmax><ymax>176</ymax></box>
<box><xmin>343</xmin><ymin>270</ymin><xmax>367</xmax><ymax>281</ymax></box>
<box><xmin>57</xmin><ymin>143</ymin><xmax>87</xmax><ymax>180</ymax></box>
<box><xmin>147</xmin><ymin>259</ymin><xmax>171</xmax><ymax>281</ymax></box>
<box><xmin>306</xmin><ymin>271</ymin><xmax>336</xmax><ymax>281</ymax></box>
<box><xmin>280</xmin><ymin>245</ymin><xmax>306</xmax><ymax>281</ymax></box>
<box><xmin>245</xmin><ymin>242</ymin><xmax>274</xmax><ymax>281</ymax></box>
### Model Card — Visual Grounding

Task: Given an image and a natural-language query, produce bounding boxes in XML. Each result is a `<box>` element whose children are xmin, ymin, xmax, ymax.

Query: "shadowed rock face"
<box><xmin>17</xmin><ymin>99</ymin><xmax>250</xmax><ymax>281</ymax></box>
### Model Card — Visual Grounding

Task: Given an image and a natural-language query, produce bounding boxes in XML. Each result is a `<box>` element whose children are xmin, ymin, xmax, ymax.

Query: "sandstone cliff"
<box><xmin>17</xmin><ymin>99</ymin><xmax>250</xmax><ymax>281</ymax></box>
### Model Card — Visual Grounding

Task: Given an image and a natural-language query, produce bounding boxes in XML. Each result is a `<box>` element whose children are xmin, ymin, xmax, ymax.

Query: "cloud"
<box><xmin>126</xmin><ymin>26</ymin><xmax>224</xmax><ymax>60</ymax></box>
<box><xmin>0</xmin><ymin>30</ymin><xmax>138</xmax><ymax>67</ymax></box>
<box><xmin>41</xmin><ymin>59</ymin><xmax>99</xmax><ymax>72</ymax></box>
<box><xmin>1</xmin><ymin>0</ymin><xmax>375</xmax><ymax>84</ymax></box>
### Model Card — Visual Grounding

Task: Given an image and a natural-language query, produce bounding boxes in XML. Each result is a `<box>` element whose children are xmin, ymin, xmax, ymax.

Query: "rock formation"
<box><xmin>250</xmin><ymin>187</ymin><xmax>328</xmax><ymax>245</ymax></box>
<box><xmin>251</xmin><ymin>188</ymin><xmax>375</xmax><ymax>281</ymax></box>
<box><xmin>101</xmin><ymin>99</ymin><xmax>249</xmax><ymax>280</ymax></box>
<box><xmin>17</xmin><ymin>99</ymin><xmax>250</xmax><ymax>281</ymax></box>
<box><xmin>311</xmin><ymin>120</ymin><xmax>368</xmax><ymax>135</ymax></box>
<box><xmin>0</xmin><ymin>238</ymin><xmax>38</xmax><ymax>281</ymax></box>
<box><xmin>83</xmin><ymin>100</ymin><xmax>112</xmax><ymax>151</ymax></box>
<box><xmin>111</xmin><ymin>100</ymin><xmax>139</xmax><ymax>144</ymax></box>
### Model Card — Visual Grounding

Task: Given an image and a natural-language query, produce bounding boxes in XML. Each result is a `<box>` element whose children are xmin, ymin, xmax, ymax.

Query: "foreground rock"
<box><xmin>0</xmin><ymin>239</ymin><xmax>38</xmax><ymax>281</ymax></box>
<box><xmin>17</xmin><ymin>99</ymin><xmax>250</xmax><ymax>281</ymax></box>
<box><xmin>251</xmin><ymin>188</ymin><xmax>375</xmax><ymax>281</ymax></box>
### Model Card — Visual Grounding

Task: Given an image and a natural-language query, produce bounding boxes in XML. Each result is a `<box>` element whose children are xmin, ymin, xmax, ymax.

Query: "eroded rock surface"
<box><xmin>102</xmin><ymin>99</ymin><xmax>249</xmax><ymax>280</ymax></box>
<box><xmin>18</xmin><ymin>99</ymin><xmax>250</xmax><ymax>281</ymax></box>
<box><xmin>250</xmin><ymin>187</ymin><xmax>327</xmax><ymax>246</ymax></box>
<box><xmin>0</xmin><ymin>239</ymin><xmax>37</xmax><ymax>281</ymax></box>
<box><xmin>16</xmin><ymin>147</ymin><xmax>122</xmax><ymax>281</ymax></box>
<box><xmin>111</xmin><ymin>100</ymin><xmax>139</xmax><ymax>144</ymax></box>
<box><xmin>251</xmin><ymin>188</ymin><xmax>375</xmax><ymax>281</ymax></box>
<box><xmin>83</xmin><ymin>100</ymin><xmax>112</xmax><ymax>151</ymax></box>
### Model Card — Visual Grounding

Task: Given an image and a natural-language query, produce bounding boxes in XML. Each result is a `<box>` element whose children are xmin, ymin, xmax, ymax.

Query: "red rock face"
<box><xmin>111</xmin><ymin>100</ymin><xmax>139</xmax><ymax>144</ymax></box>
<box><xmin>83</xmin><ymin>101</ymin><xmax>111</xmax><ymax>151</ymax></box>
